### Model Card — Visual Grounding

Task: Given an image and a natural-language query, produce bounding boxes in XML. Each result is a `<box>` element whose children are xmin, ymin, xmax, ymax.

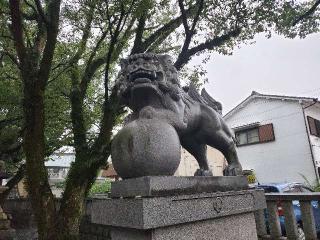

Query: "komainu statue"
<box><xmin>115</xmin><ymin>53</ymin><xmax>243</xmax><ymax>176</ymax></box>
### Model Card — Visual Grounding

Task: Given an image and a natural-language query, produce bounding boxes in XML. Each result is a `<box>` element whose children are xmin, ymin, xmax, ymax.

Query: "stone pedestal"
<box><xmin>89</xmin><ymin>176</ymin><xmax>266</xmax><ymax>240</ymax></box>
<box><xmin>0</xmin><ymin>187</ymin><xmax>15</xmax><ymax>240</ymax></box>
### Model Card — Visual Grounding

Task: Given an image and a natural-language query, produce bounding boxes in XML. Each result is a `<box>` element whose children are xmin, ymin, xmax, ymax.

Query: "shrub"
<box><xmin>89</xmin><ymin>180</ymin><xmax>111</xmax><ymax>196</ymax></box>
<box><xmin>300</xmin><ymin>174</ymin><xmax>320</xmax><ymax>192</ymax></box>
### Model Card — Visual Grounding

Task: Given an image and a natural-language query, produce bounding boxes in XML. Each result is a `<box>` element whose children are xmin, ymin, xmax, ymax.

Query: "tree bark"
<box><xmin>0</xmin><ymin>164</ymin><xmax>25</xmax><ymax>204</ymax></box>
<box><xmin>23</xmin><ymin>72</ymin><xmax>57</xmax><ymax>240</ymax></box>
<box><xmin>9</xmin><ymin>0</ymin><xmax>62</xmax><ymax>239</ymax></box>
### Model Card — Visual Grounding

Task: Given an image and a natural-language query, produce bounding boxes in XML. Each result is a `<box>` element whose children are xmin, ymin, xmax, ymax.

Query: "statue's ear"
<box><xmin>120</xmin><ymin>58</ymin><xmax>129</xmax><ymax>69</ymax></box>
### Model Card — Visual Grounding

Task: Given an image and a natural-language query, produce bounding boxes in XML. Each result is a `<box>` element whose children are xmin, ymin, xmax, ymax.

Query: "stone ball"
<box><xmin>111</xmin><ymin>119</ymin><xmax>181</xmax><ymax>179</ymax></box>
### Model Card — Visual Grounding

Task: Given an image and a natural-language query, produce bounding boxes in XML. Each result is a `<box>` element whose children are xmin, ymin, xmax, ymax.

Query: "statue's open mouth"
<box><xmin>129</xmin><ymin>69</ymin><xmax>156</xmax><ymax>84</ymax></box>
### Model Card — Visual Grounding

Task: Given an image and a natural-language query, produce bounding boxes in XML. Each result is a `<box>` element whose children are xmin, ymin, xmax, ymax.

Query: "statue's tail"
<box><xmin>201</xmin><ymin>88</ymin><xmax>223</xmax><ymax>114</ymax></box>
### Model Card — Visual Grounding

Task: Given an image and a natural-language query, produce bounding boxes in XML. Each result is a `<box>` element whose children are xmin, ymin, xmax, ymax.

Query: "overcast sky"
<box><xmin>194</xmin><ymin>32</ymin><xmax>320</xmax><ymax>114</ymax></box>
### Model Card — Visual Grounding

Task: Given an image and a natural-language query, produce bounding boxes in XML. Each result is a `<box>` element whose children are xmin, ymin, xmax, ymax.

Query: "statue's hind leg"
<box><xmin>181</xmin><ymin>139</ymin><xmax>213</xmax><ymax>176</ymax></box>
<box><xmin>207</xmin><ymin>130</ymin><xmax>242</xmax><ymax>176</ymax></box>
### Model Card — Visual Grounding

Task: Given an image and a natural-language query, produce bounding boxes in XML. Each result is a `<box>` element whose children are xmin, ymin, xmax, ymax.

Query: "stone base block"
<box><xmin>110</xmin><ymin>176</ymin><xmax>248</xmax><ymax>198</ymax></box>
<box><xmin>89</xmin><ymin>188</ymin><xmax>266</xmax><ymax>240</ymax></box>
<box><xmin>106</xmin><ymin>212</ymin><xmax>256</xmax><ymax>240</ymax></box>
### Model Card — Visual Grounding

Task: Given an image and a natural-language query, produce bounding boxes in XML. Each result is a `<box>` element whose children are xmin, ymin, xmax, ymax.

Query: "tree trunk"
<box><xmin>22</xmin><ymin>70</ymin><xmax>57</xmax><ymax>240</ymax></box>
<box><xmin>52</xmin><ymin>73</ymin><xmax>101</xmax><ymax>239</ymax></box>
<box><xmin>56</xmin><ymin>151</ymin><xmax>107</xmax><ymax>239</ymax></box>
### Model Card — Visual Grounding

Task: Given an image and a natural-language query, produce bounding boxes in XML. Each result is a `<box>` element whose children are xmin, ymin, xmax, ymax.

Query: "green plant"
<box><xmin>55</xmin><ymin>181</ymin><xmax>66</xmax><ymax>190</ymax></box>
<box><xmin>300</xmin><ymin>174</ymin><xmax>320</xmax><ymax>192</ymax></box>
<box><xmin>89</xmin><ymin>180</ymin><xmax>111</xmax><ymax>196</ymax></box>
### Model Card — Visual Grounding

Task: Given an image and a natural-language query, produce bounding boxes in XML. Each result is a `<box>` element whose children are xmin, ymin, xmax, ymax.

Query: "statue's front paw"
<box><xmin>194</xmin><ymin>169</ymin><xmax>213</xmax><ymax>176</ymax></box>
<box><xmin>223</xmin><ymin>164</ymin><xmax>243</xmax><ymax>176</ymax></box>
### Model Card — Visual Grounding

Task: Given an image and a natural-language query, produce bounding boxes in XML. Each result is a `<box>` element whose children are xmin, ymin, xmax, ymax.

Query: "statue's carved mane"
<box><xmin>116</xmin><ymin>53</ymin><xmax>222</xmax><ymax>113</ymax></box>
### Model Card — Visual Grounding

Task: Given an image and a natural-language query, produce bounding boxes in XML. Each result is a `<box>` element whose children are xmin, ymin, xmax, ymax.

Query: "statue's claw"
<box><xmin>223</xmin><ymin>164</ymin><xmax>243</xmax><ymax>176</ymax></box>
<box><xmin>194</xmin><ymin>169</ymin><xmax>213</xmax><ymax>176</ymax></box>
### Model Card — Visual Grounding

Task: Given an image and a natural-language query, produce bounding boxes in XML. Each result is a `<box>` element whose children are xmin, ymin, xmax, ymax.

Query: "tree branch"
<box><xmin>0</xmin><ymin>117</ymin><xmax>23</xmax><ymax>128</ymax></box>
<box><xmin>174</xmin><ymin>28</ymin><xmax>241</xmax><ymax>70</ymax></box>
<box><xmin>9</xmin><ymin>0</ymin><xmax>26</xmax><ymax>64</ymax></box>
<box><xmin>80</xmin><ymin>14</ymin><xmax>135</xmax><ymax>97</ymax></box>
<box><xmin>0</xmin><ymin>50</ymin><xmax>20</xmax><ymax>66</ymax></box>
<box><xmin>175</xmin><ymin>0</ymin><xmax>205</xmax><ymax>70</ymax></box>
<box><xmin>38</xmin><ymin>0</ymin><xmax>62</xmax><ymax>87</ymax></box>
<box><xmin>105</xmin><ymin>1</ymin><xmax>114</xmax><ymax>37</ymax></box>
<box><xmin>178</xmin><ymin>0</ymin><xmax>190</xmax><ymax>34</ymax></box>
<box><xmin>0</xmin><ymin>164</ymin><xmax>25</xmax><ymax>204</ymax></box>
<box><xmin>34</xmin><ymin>0</ymin><xmax>49</xmax><ymax>25</ymax></box>
<box><xmin>293</xmin><ymin>0</ymin><xmax>320</xmax><ymax>26</ymax></box>
<box><xmin>23</xmin><ymin>0</ymin><xmax>37</xmax><ymax>16</ymax></box>
<box><xmin>130</xmin><ymin>13</ymin><xmax>147</xmax><ymax>54</ymax></box>
<box><xmin>80</xmin><ymin>57</ymin><xmax>105</xmax><ymax>96</ymax></box>
<box><xmin>190</xmin><ymin>0</ymin><xmax>204</xmax><ymax>33</ymax></box>
<box><xmin>141</xmin><ymin>4</ymin><xmax>196</xmax><ymax>53</ymax></box>
<box><xmin>70</xmin><ymin>4</ymin><xmax>95</xmax><ymax>64</ymax></box>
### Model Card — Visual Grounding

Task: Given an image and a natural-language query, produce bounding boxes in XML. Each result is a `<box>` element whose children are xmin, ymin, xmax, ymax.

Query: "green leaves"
<box><xmin>88</xmin><ymin>179</ymin><xmax>111</xmax><ymax>196</ymax></box>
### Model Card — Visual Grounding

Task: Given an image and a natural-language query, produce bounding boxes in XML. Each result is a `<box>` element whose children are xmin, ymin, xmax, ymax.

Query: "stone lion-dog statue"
<box><xmin>115</xmin><ymin>53</ymin><xmax>243</xmax><ymax>176</ymax></box>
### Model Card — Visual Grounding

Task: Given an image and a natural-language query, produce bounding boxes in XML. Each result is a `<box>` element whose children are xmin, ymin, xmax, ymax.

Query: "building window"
<box><xmin>235</xmin><ymin>124</ymin><xmax>275</xmax><ymax>146</ymax></box>
<box><xmin>48</xmin><ymin>167</ymin><xmax>60</xmax><ymax>178</ymax></box>
<box><xmin>307</xmin><ymin>116</ymin><xmax>320</xmax><ymax>137</ymax></box>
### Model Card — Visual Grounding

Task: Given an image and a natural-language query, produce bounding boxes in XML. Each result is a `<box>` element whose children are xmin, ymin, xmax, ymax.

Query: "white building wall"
<box><xmin>225</xmin><ymin>97</ymin><xmax>316</xmax><ymax>184</ymax></box>
<box><xmin>175</xmin><ymin>147</ymin><xmax>225</xmax><ymax>176</ymax></box>
<box><xmin>304</xmin><ymin>103</ymin><xmax>320</xmax><ymax>173</ymax></box>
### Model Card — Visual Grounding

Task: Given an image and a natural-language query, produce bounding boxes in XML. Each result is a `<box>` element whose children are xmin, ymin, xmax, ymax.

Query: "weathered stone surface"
<box><xmin>151</xmin><ymin>212</ymin><xmax>257</xmax><ymax>240</ymax></box>
<box><xmin>110</xmin><ymin>176</ymin><xmax>249</xmax><ymax>198</ymax></box>
<box><xmin>89</xmin><ymin>212</ymin><xmax>257</xmax><ymax>240</ymax></box>
<box><xmin>111</xmin><ymin>119</ymin><xmax>181</xmax><ymax>179</ymax></box>
<box><xmin>89</xmin><ymin>189</ymin><xmax>265</xmax><ymax>240</ymax></box>
<box><xmin>91</xmin><ymin>189</ymin><xmax>265</xmax><ymax>230</ymax></box>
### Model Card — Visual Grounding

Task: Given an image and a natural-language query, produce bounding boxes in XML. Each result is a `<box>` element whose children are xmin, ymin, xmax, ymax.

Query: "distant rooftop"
<box><xmin>224</xmin><ymin>91</ymin><xmax>319</xmax><ymax>119</ymax></box>
<box><xmin>45</xmin><ymin>153</ymin><xmax>75</xmax><ymax>167</ymax></box>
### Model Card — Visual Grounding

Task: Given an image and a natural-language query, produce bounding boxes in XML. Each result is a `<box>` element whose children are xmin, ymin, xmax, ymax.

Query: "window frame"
<box><xmin>307</xmin><ymin>116</ymin><xmax>320</xmax><ymax>137</ymax></box>
<box><xmin>235</xmin><ymin>128</ymin><xmax>260</xmax><ymax>146</ymax></box>
<box><xmin>235</xmin><ymin>124</ymin><xmax>275</xmax><ymax>147</ymax></box>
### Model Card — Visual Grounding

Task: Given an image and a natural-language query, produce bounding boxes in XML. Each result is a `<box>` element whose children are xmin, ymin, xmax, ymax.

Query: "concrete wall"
<box><xmin>175</xmin><ymin>147</ymin><xmax>225</xmax><ymax>176</ymax></box>
<box><xmin>225</xmin><ymin>97</ymin><xmax>316</xmax><ymax>184</ymax></box>
<box><xmin>304</xmin><ymin>102</ymin><xmax>320</xmax><ymax>177</ymax></box>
